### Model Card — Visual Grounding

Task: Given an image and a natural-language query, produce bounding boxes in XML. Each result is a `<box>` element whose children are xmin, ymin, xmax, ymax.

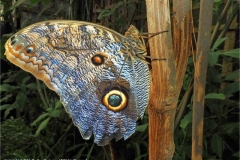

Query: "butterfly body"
<box><xmin>5</xmin><ymin>20</ymin><xmax>150</xmax><ymax>146</ymax></box>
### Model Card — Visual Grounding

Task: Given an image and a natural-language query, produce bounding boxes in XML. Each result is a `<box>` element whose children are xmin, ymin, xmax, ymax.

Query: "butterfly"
<box><xmin>4</xmin><ymin>20</ymin><xmax>150</xmax><ymax>146</ymax></box>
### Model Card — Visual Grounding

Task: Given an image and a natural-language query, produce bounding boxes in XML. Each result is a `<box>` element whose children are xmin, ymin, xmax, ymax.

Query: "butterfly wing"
<box><xmin>5</xmin><ymin>20</ymin><xmax>150</xmax><ymax>146</ymax></box>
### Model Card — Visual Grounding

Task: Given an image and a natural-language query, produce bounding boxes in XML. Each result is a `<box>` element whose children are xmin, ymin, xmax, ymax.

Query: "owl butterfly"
<box><xmin>5</xmin><ymin>20</ymin><xmax>150</xmax><ymax>146</ymax></box>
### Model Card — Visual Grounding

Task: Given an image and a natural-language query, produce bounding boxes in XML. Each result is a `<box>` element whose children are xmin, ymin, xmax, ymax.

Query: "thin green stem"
<box><xmin>36</xmin><ymin>79</ymin><xmax>48</xmax><ymax>110</ymax></box>
<box><xmin>174</xmin><ymin>77</ymin><xmax>193</xmax><ymax>130</ymax></box>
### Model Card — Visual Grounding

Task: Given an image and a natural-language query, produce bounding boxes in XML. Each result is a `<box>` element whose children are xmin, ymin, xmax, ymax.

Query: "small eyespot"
<box><xmin>25</xmin><ymin>46</ymin><xmax>35</xmax><ymax>54</ymax></box>
<box><xmin>10</xmin><ymin>36</ymin><xmax>16</xmax><ymax>41</ymax></box>
<box><xmin>11</xmin><ymin>39</ymin><xmax>18</xmax><ymax>46</ymax></box>
<box><xmin>14</xmin><ymin>44</ymin><xmax>23</xmax><ymax>51</ymax></box>
<box><xmin>91</xmin><ymin>54</ymin><xmax>105</xmax><ymax>66</ymax></box>
<box><xmin>102</xmin><ymin>90</ymin><xmax>127</xmax><ymax>112</ymax></box>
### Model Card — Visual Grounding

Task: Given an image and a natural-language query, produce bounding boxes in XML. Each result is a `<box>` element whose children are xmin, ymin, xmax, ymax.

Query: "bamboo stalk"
<box><xmin>172</xmin><ymin>0</ymin><xmax>193</xmax><ymax>95</ymax></box>
<box><xmin>109</xmin><ymin>140</ymin><xmax>126</xmax><ymax>160</ymax></box>
<box><xmin>210</xmin><ymin>0</ymin><xmax>233</xmax><ymax>46</ymax></box>
<box><xmin>192</xmin><ymin>0</ymin><xmax>213</xmax><ymax>159</ymax></box>
<box><xmin>217</xmin><ymin>4</ymin><xmax>239</xmax><ymax>41</ymax></box>
<box><xmin>146</xmin><ymin>0</ymin><xmax>178</xmax><ymax>159</ymax></box>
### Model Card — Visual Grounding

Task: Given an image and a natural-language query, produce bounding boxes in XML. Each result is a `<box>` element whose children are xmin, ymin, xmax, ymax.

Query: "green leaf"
<box><xmin>31</xmin><ymin>113</ymin><xmax>49</xmax><ymax>126</ymax></box>
<box><xmin>76</xmin><ymin>145</ymin><xmax>88</xmax><ymax>159</ymax></box>
<box><xmin>211</xmin><ymin>38</ymin><xmax>228</xmax><ymax>51</ymax></box>
<box><xmin>4</xmin><ymin>103</ymin><xmax>16</xmax><ymax>118</ymax></box>
<box><xmin>16</xmin><ymin>92</ymin><xmax>27</xmax><ymax>109</ymax></box>
<box><xmin>47</xmin><ymin>107</ymin><xmax>53</xmax><ymax>112</ymax></box>
<box><xmin>213</xmin><ymin>0</ymin><xmax>223</xmax><ymax>10</ymax></box>
<box><xmin>3</xmin><ymin>72</ymin><xmax>18</xmax><ymax>83</ymax></box>
<box><xmin>208</xmin><ymin>52</ymin><xmax>221</xmax><ymax>65</ymax></box>
<box><xmin>0</xmin><ymin>104</ymin><xmax>12</xmax><ymax>111</ymax></box>
<box><xmin>134</xmin><ymin>142</ymin><xmax>141</xmax><ymax>158</ymax></box>
<box><xmin>65</xmin><ymin>144</ymin><xmax>86</xmax><ymax>153</ymax></box>
<box><xmin>135</xmin><ymin>154</ymin><xmax>148</xmax><ymax>160</ymax></box>
<box><xmin>222</xmin><ymin>122</ymin><xmax>239</xmax><ymax>135</ymax></box>
<box><xmin>210</xmin><ymin>133</ymin><xmax>223</xmax><ymax>158</ymax></box>
<box><xmin>19</xmin><ymin>83</ymin><xmax>26</xmax><ymax>92</ymax></box>
<box><xmin>86</xmin><ymin>143</ymin><xmax>94</xmax><ymax>160</ymax></box>
<box><xmin>205</xmin><ymin>93</ymin><xmax>225</xmax><ymax>100</ymax></box>
<box><xmin>0</xmin><ymin>93</ymin><xmax>12</xmax><ymax>103</ymax></box>
<box><xmin>207</xmin><ymin>66</ymin><xmax>223</xmax><ymax>83</ymax></box>
<box><xmin>225</xmin><ymin>69</ymin><xmax>240</xmax><ymax>80</ymax></box>
<box><xmin>49</xmin><ymin>110</ymin><xmax>61</xmax><ymax>118</ymax></box>
<box><xmin>112</xmin><ymin>1</ymin><xmax>123</xmax><ymax>11</ymax></box>
<box><xmin>55</xmin><ymin>101</ymin><xmax>63</xmax><ymax>109</ymax></box>
<box><xmin>26</xmin><ymin>83</ymin><xmax>38</xmax><ymax>90</ymax></box>
<box><xmin>221</xmin><ymin>48</ymin><xmax>240</xmax><ymax>58</ymax></box>
<box><xmin>205</xmin><ymin>99</ymin><xmax>224</xmax><ymax>115</ymax></box>
<box><xmin>37</xmin><ymin>140</ymin><xmax>44</xmax><ymax>160</ymax></box>
<box><xmin>35</xmin><ymin>117</ymin><xmax>50</xmax><ymax>137</ymax></box>
<box><xmin>224</xmin><ymin>81</ymin><xmax>240</xmax><ymax>97</ymax></box>
<box><xmin>11</xmin><ymin>152</ymin><xmax>26</xmax><ymax>158</ymax></box>
<box><xmin>0</xmin><ymin>84</ymin><xmax>17</xmax><ymax>92</ymax></box>
<box><xmin>98</xmin><ymin>9</ymin><xmax>113</xmax><ymax>20</ymax></box>
<box><xmin>98</xmin><ymin>2</ymin><xmax>123</xmax><ymax>20</ymax></box>
<box><xmin>232</xmin><ymin>151</ymin><xmax>240</xmax><ymax>158</ymax></box>
<box><xmin>180</xmin><ymin>111</ymin><xmax>192</xmax><ymax>129</ymax></box>
<box><xmin>136</xmin><ymin>124</ymin><xmax>148</xmax><ymax>132</ymax></box>
<box><xmin>5</xmin><ymin>0</ymin><xmax>28</xmax><ymax>13</ymax></box>
<box><xmin>204</xmin><ymin>119</ymin><xmax>217</xmax><ymax>130</ymax></box>
<box><xmin>22</xmin><ymin>76</ymin><xmax>30</xmax><ymax>84</ymax></box>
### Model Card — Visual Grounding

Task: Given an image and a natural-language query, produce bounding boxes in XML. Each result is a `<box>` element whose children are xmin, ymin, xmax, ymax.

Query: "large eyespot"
<box><xmin>24</xmin><ymin>45</ymin><xmax>35</xmax><ymax>54</ymax></box>
<box><xmin>91</xmin><ymin>52</ymin><xmax>108</xmax><ymax>66</ymax></box>
<box><xmin>102</xmin><ymin>90</ymin><xmax>128</xmax><ymax>112</ymax></box>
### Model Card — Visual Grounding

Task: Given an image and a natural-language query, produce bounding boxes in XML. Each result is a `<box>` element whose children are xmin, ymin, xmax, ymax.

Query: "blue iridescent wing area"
<box><xmin>4</xmin><ymin>20</ymin><xmax>150</xmax><ymax>146</ymax></box>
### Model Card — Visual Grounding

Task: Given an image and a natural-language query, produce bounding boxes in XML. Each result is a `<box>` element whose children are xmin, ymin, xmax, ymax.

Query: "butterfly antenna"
<box><xmin>136</xmin><ymin>52</ymin><xmax>167</xmax><ymax>63</ymax></box>
<box><xmin>137</xmin><ymin>31</ymin><xmax>168</xmax><ymax>63</ymax></box>
<box><xmin>141</xmin><ymin>30</ymin><xmax>168</xmax><ymax>42</ymax></box>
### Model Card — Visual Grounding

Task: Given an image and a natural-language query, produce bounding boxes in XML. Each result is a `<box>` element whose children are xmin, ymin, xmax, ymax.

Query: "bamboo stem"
<box><xmin>217</xmin><ymin>4</ymin><xmax>239</xmax><ymax>42</ymax></box>
<box><xmin>146</xmin><ymin>0</ymin><xmax>178</xmax><ymax>159</ymax></box>
<box><xmin>172</xmin><ymin>0</ymin><xmax>193</xmax><ymax>95</ymax></box>
<box><xmin>192</xmin><ymin>0</ymin><xmax>213</xmax><ymax>159</ymax></box>
<box><xmin>210</xmin><ymin>0</ymin><xmax>233</xmax><ymax>46</ymax></box>
<box><xmin>109</xmin><ymin>139</ymin><xmax>126</xmax><ymax>160</ymax></box>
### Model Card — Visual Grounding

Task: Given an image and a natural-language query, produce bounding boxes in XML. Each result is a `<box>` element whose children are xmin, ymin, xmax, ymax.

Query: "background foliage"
<box><xmin>0</xmin><ymin>0</ymin><xmax>239</xmax><ymax>159</ymax></box>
